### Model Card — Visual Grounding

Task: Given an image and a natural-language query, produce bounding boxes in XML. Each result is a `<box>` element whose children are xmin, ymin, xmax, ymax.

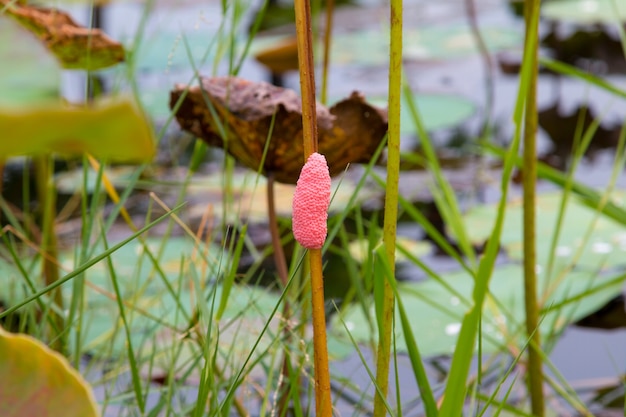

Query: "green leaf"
<box><xmin>57</xmin><ymin>236</ymin><xmax>281</xmax><ymax>361</ymax></box>
<box><xmin>0</xmin><ymin>326</ymin><xmax>99</xmax><ymax>417</ymax></box>
<box><xmin>368</xmin><ymin>93</ymin><xmax>476</xmax><ymax>134</ymax></box>
<box><xmin>463</xmin><ymin>191</ymin><xmax>626</xmax><ymax>270</ymax></box>
<box><xmin>0</xmin><ymin>20</ymin><xmax>60</xmax><ymax>106</ymax></box>
<box><xmin>252</xmin><ymin>26</ymin><xmax>522</xmax><ymax>67</ymax></box>
<box><xmin>0</xmin><ymin>98</ymin><xmax>155</xmax><ymax>162</ymax></box>
<box><xmin>333</xmin><ymin>26</ymin><xmax>521</xmax><ymax>65</ymax></box>
<box><xmin>329</xmin><ymin>264</ymin><xmax>626</xmax><ymax>358</ymax></box>
<box><xmin>542</xmin><ymin>0</ymin><xmax>626</xmax><ymax>24</ymax></box>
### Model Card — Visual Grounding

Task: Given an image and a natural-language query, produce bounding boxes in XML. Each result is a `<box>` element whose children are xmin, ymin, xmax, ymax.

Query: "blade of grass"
<box><xmin>372</xmin><ymin>0</ymin><xmax>403</xmax><ymax>415</ymax></box>
<box><xmin>34</xmin><ymin>155</ymin><xmax>64</xmax><ymax>351</ymax></box>
<box><xmin>375</xmin><ymin>244</ymin><xmax>438</xmax><ymax>417</ymax></box>
<box><xmin>0</xmin><ymin>204</ymin><xmax>182</xmax><ymax>319</ymax></box>
<box><xmin>439</xmin><ymin>2</ymin><xmax>540</xmax><ymax>414</ymax></box>
<box><xmin>101</xmin><ymin>227</ymin><xmax>146</xmax><ymax>412</ymax></box>
<box><xmin>402</xmin><ymin>84</ymin><xmax>476</xmax><ymax>266</ymax></box>
<box><xmin>521</xmin><ymin>0</ymin><xmax>544</xmax><ymax>414</ymax></box>
<box><xmin>334</xmin><ymin>302</ymin><xmax>395</xmax><ymax>416</ymax></box>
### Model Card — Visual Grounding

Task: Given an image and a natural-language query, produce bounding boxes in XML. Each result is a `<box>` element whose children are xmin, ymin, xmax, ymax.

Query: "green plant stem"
<box><xmin>373</xmin><ymin>1</ymin><xmax>402</xmax><ymax>417</ymax></box>
<box><xmin>294</xmin><ymin>0</ymin><xmax>318</xmax><ymax>157</ymax></box>
<box><xmin>34</xmin><ymin>156</ymin><xmax>65</xmax><ymax>353</ymax></box>
<box><xmin>294</xmin><ymin>0</ymin><xmax>331</xmax><ymax>413</ymax></box>
<box><xmin>522</xmin><ymin>0</ymin><xmax>544</xmax><ymax>415</ymax></box>
<box><xmin>268</xmin><ymin>175</ymin><xmax>290</xmax><ymax>288</ymax></box>
<box><xmin>267</xmin><ymin>173</ymin><xmax>294</xmax><ymax>416</ymax></box>
<box><xmin>320</xmin><ymin>0</ymin><xmax>334</xmax><ymax>105</ymax></box>
<box><xmin>309</xmin><ymin>248</ymin><xmax>331</xmax><ymax>415</ymax></box>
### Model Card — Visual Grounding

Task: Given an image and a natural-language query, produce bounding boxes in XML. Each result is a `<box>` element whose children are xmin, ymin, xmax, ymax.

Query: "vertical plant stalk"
<box><xmin>267</xmin><ymin>173</ymin><xmax>294</xmax><ymax>416</ymax></box>
<box><xmin>320</xmin><ymin>0</ymin><xmax>334</xmax><ymax>105</ymax></box>
<box><xmin>372</xmin><ymin>1</ymin><xmax>402</xmax><ymax>416</ymax></box>
<box><xmin>293</xmin><ymin>1</ymin><xmax>332</xmax><ymax>410</ymax></box>
<box><xmin>465</xmin><ymin>0</ymin><xmax>494</xmax><ymax>130</ymax></box>
<box><xmin>294</xmin><ymin>0</ymin><xmax>318</xmax><ymax>159</ymax></box>
<box><xmin>34</xmin><ymin>156</ymin><xmax>64</xmax><ymax>352</ymax></box>
<box><xmin>292</xmin><ymin>153</ymin><xmax>332</xmax><ymax>416</ymax></box>
<box><xmin>522</xmin><ymin>0</ymin><xmax>545</xmax><ymax>415</ymax></box>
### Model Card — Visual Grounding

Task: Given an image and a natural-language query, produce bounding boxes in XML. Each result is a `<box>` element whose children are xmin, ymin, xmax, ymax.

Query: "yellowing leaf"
<box><xmin>0</xmin><ymin>326</ymin><xmax>99</xmax><ymax>417</ymax></box>
<box><xmin>0</xmin><ymin>98</ymin><xmax>155</xmax><ymax>162</ymax></box>
<box><xmin>0</xmin><ymin>0</ymin><xmax>125</xmax><ymax>70</ymax></box>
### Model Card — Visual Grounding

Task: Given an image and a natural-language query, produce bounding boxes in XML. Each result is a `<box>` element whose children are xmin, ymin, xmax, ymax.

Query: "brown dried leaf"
<box><xmin>170</xmin><ymin>77</ymin><xmax>388</xmax><ymax>184</ymax></box>
<box><xmin>0</xmin><ymin>0</ymin><xmax>124</xmax><ymax>70</ymax></box>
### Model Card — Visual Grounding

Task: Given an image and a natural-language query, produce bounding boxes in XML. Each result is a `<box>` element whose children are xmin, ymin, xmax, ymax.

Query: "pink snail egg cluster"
<box><xmin>292</xmin><ymin>152</ymin><xmax>331</xmax><ymax>249</ymax></box>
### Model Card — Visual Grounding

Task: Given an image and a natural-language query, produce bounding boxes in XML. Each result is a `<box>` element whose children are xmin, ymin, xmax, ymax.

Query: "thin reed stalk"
<box><xmin>522</xmin><ymin>0</ymin><xmax>545</xmax><ymax>415</ymax></box>
<box><xmin>372</xmin><ymin>1</ymin><xmax>402</xmax><ymax>416</ymax></box>
<box><xmin>293</xmin><ymin>0</ymin><xmax>332</xmax><ymax>414</ymax></box>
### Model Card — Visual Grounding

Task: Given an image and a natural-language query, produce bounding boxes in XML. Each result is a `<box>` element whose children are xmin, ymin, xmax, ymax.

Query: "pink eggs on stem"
<box><xmin>292</xmin><ymin>152</ymin><xmax>331</xmax><ymax>249</ymax></box>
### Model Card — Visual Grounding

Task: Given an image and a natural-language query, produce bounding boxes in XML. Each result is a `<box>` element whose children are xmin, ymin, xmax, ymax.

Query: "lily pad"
<box><xmin>0</xmin><ymin>327</ymin><xmax>98</xmax><ymax>417</ymax></box>
<box><xmin>368</xmin><ymin>93</ymin><xmax>476</xmax><ymax>134</ymax></box>
<box><xmin>0</xmin><ymin>20</ymin><xmax>60</xmax><ymax>106</ymax></box>
<box><xmin>61</xmin><ymin>236</ymin><xmax>282</xmax><ymax>359</ymax></box>
<box><xmin>333</xmin><ymin>26</ymin><xmax>522</xmax><ymax>66</ymax></box>
<box><xmin>252</xmin><ymin>26</ymin><xmax>522</xmax><ymax>68</ymax></box>
<box><xmin>542</xmin><ymin>0</ymin><xmax>626</xmax><ymax>24</ymax></box>
<box><xmin>462</xmin><ymin>191</ymin><xmax>626</xmax><ymax>270</ymax></box>
<box><xmin>0</xmin><ymin>98</ymin><xmax>155</xmax><ymax>162</ymax></box>
<box><xmin>171</xmin><ymin>77</ymin><xmax>387</xmax><ymax>184</ymax></box>
<box><xmin>347</xmin><ymin>236</ymin><xmax>433</xmax><ymax>263</ymax></box>
<box><xmin>329</xmin><ymin>264</ymin><xmax>626</xmax><ymax>357</ymax></box>
<box><xmin>133</xmin><ymin>29</ymin><xmax>218</xmax><ymax>72</ymax></box>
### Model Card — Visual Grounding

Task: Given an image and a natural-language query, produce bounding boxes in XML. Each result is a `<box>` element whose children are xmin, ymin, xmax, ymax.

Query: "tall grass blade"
<box><xmin>439</xmin><ymin>3</ymin><xmax>541</xmax><ymax>415</ymax></box>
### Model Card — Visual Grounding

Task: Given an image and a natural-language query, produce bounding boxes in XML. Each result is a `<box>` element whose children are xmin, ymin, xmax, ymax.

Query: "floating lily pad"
<box><xmin>252</xmin><ymin>26</ymin><xmax>522</xmax><ymax>68</ymax></box>
<box><xmin>367</xmin><ymin>93</ymin><xmax>476</xmax><ymax>134</ymax></box>
<box><xmin>172</xmin><ymin>77</ymin><xmax>387</xmax><ymax>184</ymax></box>
<box><xmin>332</xmin><ymin>26</ymin><xmax>522</xmax><ymax>66</ymax></box>
<box><xmin>329</xmin><ymin>264</ymin><xmax>626</xmax><ymax>357</ymax></box>
<box><xmin>139</xmin><ymin>88</ymin><xmax>172</xmax><ymax>120</ymax></box>
<box><xmin>542</xmin><ymin>0</ymin><xmax>626</xmax><ymax>24</ymax></box>
<box><xmin>0</xmin><ymin>98</ymin><xmax>155</xmax><ymax>162</ymax></box>
<box><xmin>133</xmin><ymin>29</ymin><xmax>219</xmax><ymax>72</ymax></box>
<box><xmin>462</xmin><ymin>191</ymin><xmax>626</xmax><ymax>270</ymax></box>
<box><xmin>0</xmin><ymin>327</ymin><xmax>98</xmax><ymax>417</ymax></box>
<box><xmin>347</xmin><ymin>236</ymin><xmax>433</xmax><ymax>263</ymax></box>
<box><xmin>57</xmin><ymin>236</ymin><xmax>283</xmax><ymax>360</ymax></box>
<box><xmin>0</xmin><ymin>20</ymin><xmax>60</xmax><ymax>106</ymax></box>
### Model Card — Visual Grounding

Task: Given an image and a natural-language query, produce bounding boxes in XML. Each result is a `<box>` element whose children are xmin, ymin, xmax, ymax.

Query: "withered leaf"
<box><xmin>0</xmin><ymin>0</ymin><xmax>124</xmax><ymax>70</ymax></box>
<box><xmin>170</xmin><ymin>77</ymin><xmax>388</xmax><ymax>184</ymax></box>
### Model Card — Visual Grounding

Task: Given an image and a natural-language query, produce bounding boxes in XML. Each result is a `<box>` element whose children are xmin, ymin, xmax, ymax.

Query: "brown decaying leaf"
<box><xmin>170</xmin><ymin>77</ymin><xmax>388</xmax><ymax>184</ymax></box>
<box><xmin>0</xmin><ymin>0</ymin><xmax>124</xmax><ymax>70</ymax></box>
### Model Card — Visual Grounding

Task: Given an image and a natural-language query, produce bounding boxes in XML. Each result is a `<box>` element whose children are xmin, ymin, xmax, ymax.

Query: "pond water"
<box><xmin>6</xmin><ymin>0</ymin><xmax>626</xmax><ymax>414</ymax></box>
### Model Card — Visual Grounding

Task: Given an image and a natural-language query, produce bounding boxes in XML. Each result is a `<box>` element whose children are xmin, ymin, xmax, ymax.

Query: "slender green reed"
<box><xmin>521</xmin><ymin>0</ymin><xmax>544</xmax><ymax>414</ymax></box>
<box><xmin>372</xmin><ymin>0</ymin><xmax>402</xmax><ymax>415</ymax></box>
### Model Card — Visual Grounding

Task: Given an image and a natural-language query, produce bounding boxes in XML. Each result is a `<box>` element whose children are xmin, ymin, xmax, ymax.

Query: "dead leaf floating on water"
<box><xmin>170</xmin><ymin>77</ymin><xmax>388</xmax><ymax>184</ymax></box>
<box><xmin>0</xmin><ymin>0</ymin><xmax>124</xmax><ymax>70</ymax></box>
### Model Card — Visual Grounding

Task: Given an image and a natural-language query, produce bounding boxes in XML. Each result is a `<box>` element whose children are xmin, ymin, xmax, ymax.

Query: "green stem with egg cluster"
<box><xmin>294</xmin><ymin>0</ymin><xmax>332</xmax><ymax>415</ymax></box>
